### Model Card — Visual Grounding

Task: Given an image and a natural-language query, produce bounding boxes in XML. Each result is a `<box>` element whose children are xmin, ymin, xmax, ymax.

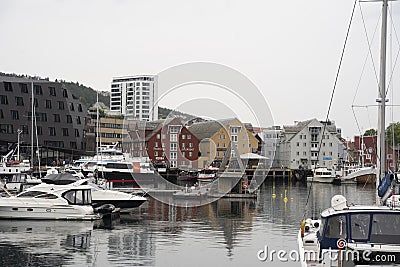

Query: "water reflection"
<box><xmin>0</xmin><ymin>179</ymin><xmax>376</xmax><ymax>266</ymax></box>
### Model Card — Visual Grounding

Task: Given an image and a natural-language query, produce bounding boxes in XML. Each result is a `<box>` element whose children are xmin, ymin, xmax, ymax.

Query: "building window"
<box><xmin>76</xmin><ymin>116</ymin><xmax>81</xmax><ymax>124</ymax></box>
<box><xmin>75</xmin><ymin>129</ymin><xmax>80</xmax><ymax>137</ymax></box>
<box><xmin>58</xmin><ymin>101</ymin><xmax>64</xmax><ymax>110</ymax></box>
<box><xmin>154</xmin><ymin>151</ymin><xmax>158</xmax><ymax>157</ymax></box>
<box><xmin>0</xmin><ymin>109</ymin><xmax>3</xmax><ymax>119</ymax></box>
<box><xmin>170</xmin><ymin>152</ymin><xmax>177</xmax><ymax>159</ymax></box>
<box><xmin>37</xmin><ymin>126</ymin><xmax>42</xmax><ymax>135</ymax></box>
<box><xmin>0</xmin><ymin>95</ymin><xmax>8</xmax><ymax>105</ymax></box>
<box><xmin>156</xmin><ymin>134</ymin><xmax>160</xmax><ymax>139</ymax></box>
<box><xmin>46</xmin><ymin>100</ymin><xmax>52</xmax><ymax>109</ymax></box>
<box><xmin>69</xmin><ymin>103</ymin><xmax>74</xmax><ymax>111</ymax></box>
<box><xmin>170</xmin><ymin>134</ymin><xmax>177</xmax><ymax>142</ymax></box>
<box><xmin>66</xmin><ymin>115</ymin><xmax>72</xmax><ymax>124</ymax></box>
<box><xmin>78</xmin><ymin>104</ymin><xmax>83</xmax><ymax>112</ymax></box>
<box><xmin>63</xmin><ymin>89</ymin><xmax>68</xmax><ymax>98</ymax></box>
<box><xmin>49</xmin><ymin>87</ymin><xmax>56</xmax><ymax>96</ymax></box>
<box><xmin>49</xmin><ymin>127</ymin><xmax>56</xmax><ymax>136</ymax></box>
<box><xmin>187</xmin><ymin>134</ymin><xmax>191</xmax><ymax>139</ymax></box>
<box><xmin>53</xmin><ymin>114</ymin><xmax>60</xmax><ymax>123</ymax></box>
<box><xmin>15</xmin><ymin>97</ymin><xmax>24</xmax><ymax>106</ymax></box>
<box><xmin>11</xmin><ymin>110</ymin><xmax>19</xmax><ymax>120</ymax></box>
<box><xmin>182</xmin><ymin>134</ymin><xmax>186</xmax><ymax>139</ymax></box>
<box><xmin>19</xmin><ymin>83</ymin><xmax>28</xmax><ymax>93</ymax></box>
<box><xmin>170</xmin><ymin>143</ymin><xmax>177</xmax><ymax>151</ymax></box>
<box><xmin>387</xmin><ymin>154</ymin><xmax>393</xmax><ymax>159</ymax></box>
<box><xmin>189</xmin><ymin>152</ymin><xmax>193</xmax><ymax>157</ymax></box>
<box><xmin>0</xmin><ymin>124</ymin><xmax>13</xmax><ymax>134</ymax></box>
<box><xmin>4</xmin><ymin>82</ymin><xmax>12</xmax><ymax>92</ymax></box>
<box><xmin>62</xmin><ymin>128</ymin><xmax>69</xmax><ymax>136</ymax></box>
<box><xmin>34</xmin><ymin>85</ymin><xmax>43</xmax><ymax>95</ymax></box>
<box><xmin>70</xmin><ymin>142</ymin><xmax>77</xmax><ymax>149</ymax></box>
<box><xmin>154</xmin><ymin>142</ymin><xmax>158</xmax><ymax>147</ymax></box>
<box><xmin>189</xmin><ymin>143</ymin><xmax>193</xmax><ymax>148</ymax></box>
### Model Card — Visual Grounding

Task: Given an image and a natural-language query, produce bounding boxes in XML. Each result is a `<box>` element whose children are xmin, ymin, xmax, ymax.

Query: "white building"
<box><xmin>258</xmin><ymin>126</ymin><xmax>282</xmax><ymax>168</ymax></box>
<box><xmin>279</xmin><ymin>119</ymin><xmax>344</xmax><ymax>170</ymax></box>
<box><xmin>110</xmin><ymin>75</ymin><xmax>158</xmax><ymax>121</ymax></box>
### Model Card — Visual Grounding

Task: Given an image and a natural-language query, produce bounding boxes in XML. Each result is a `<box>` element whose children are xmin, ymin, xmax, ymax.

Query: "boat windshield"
<box><xmin>370</xmin><ymin>213</ymin><xmax>400</xmax><ymax>244</ymax></box>
<box><xmin>350</xmin><ymin>213</ymin><xmax>370</xmax><ymax>240</ymax></box>
<box><xmin>62</xmin><ymin>189</ymin><xmax>92</xmax><ymax>205</ymax></box>
<box><xmin>324</xmin><ymin>214</ymin><xmax>347</xmax><ymax>239</ymax></box>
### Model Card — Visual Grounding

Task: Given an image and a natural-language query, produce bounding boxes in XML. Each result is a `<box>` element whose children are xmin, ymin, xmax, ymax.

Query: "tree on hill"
<box><xmin>364</xmin><ymin>129</ymin><xmax>377</xmax><ymax>136</ymax></box>
<box><xmin>386</xmin><ymin>122</ymin><xmax>400</xmax><ymax>146</ymax></box>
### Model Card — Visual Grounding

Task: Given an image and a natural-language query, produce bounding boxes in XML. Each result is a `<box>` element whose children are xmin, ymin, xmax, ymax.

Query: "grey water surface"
<box><xmin>0</xmin><ymin>179</ymin><xmax>375</xmax><ymax>267</ymax></box>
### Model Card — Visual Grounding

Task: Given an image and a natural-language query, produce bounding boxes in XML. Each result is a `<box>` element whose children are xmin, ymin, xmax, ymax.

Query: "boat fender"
<box><xmin>300</xmin><ymin>220</ymin><xmax>306</xmax><ymax>238</ymax></box>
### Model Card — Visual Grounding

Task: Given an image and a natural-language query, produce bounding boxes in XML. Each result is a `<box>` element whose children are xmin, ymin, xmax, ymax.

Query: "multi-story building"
<box><xmin>124</xmin><ymin>118</ymin><xmax>199</xmax><ymax>170</ymax></box>
<box><xmin>353</xmin><ymin>135</ymin><xmax>398</xmax><ymax>172</ymax></box>
<box><xmin>0</xmin><ymin>76</ymin><xmax>88</xmax><ymax>164</ymax></box>
<box><xmin>110</xmin><ymin>75</ymin><xmax>158</xmax><ymax>121</ymax></box>
<box><xmin>279</xmin><ymin>119</ymin><xmax>344</xmax><ymax>169</ymax></box>
<box><xmin>188</xmin><ymin>118</ymin><xmax>259</xmax><ymax>169</ymax></box>
<box><xmin>85</xmin><ymin>102</ymin><xmax>129</xmax><ymax>152</ymax></box>
<box><xmin>255</xmin><ymin>126</ymin><xmax>282</xmax><ymax>168</ymax></box>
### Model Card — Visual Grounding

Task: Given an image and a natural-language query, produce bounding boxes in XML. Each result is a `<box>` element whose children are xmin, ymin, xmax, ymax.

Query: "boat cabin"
<box><xmin>17</xmin><ymin>188</ymin><xmax>93</xmax><ymax>206</ymax></box>
<box><xmin>318</xmin><ymin>205</ymin><xmax>400</xmax><ymax>250</ymax></box>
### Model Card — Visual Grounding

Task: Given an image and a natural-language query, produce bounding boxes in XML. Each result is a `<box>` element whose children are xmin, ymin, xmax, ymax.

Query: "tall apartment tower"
<box><xmin>110</xmin><ymin>75</ymin><xmax>158</xmax><ymax>121</ymax></box>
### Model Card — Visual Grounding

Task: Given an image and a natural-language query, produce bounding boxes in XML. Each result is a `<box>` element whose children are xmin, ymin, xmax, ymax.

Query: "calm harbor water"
<box><xmin>0</xmin><ymin>179</ymin><xmax>376</xmax><ymax>267</ymax></box>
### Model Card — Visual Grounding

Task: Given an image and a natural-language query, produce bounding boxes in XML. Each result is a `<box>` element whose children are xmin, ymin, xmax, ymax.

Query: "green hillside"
<box><xmin>59</xmin><ymin>80</ymin><xmax>109</xmax><ymax>108</ymax></box>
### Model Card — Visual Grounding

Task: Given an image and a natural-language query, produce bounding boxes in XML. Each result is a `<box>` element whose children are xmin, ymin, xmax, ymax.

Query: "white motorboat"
<box><xmin>0</xmin><ymin>182</ymin><xmax>100</xmax><ymax>220</ymax></box>
<box><xmin>298</xmin><ymin>195</ymin><xmax>400</xmax><ymax>266</ymax></box>
<box><xmin>306</xmin><ymin>167</ymin><xmax>335</xmax><ymax>183</ymax></box>
<box><xmin>41</xmin><ymin>174</ymin><xmax>147</xmax><ymax>213</ymax></box>
<box><xmin>72</xmin><ymin>179</ymin><xmax>147</xmax><ymax>213</ymax></box>
<box><xmin>1</xmin><ymin>173</ymin><xmax>41</xmax><ymax>193</ymax></box>
<box><xmin>101</xmin><ymin>160</ymin><xmax>159</xmax><ymax>188</ymax></box>
<box><xmin>197</xmin><ymin>167</ymin><xmax>219</xmax><ymax>181</ymax></box>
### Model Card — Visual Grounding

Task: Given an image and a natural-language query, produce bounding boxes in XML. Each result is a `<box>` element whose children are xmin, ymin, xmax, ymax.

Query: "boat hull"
<box><xmin>0</xmin><ymin>204</ymin><xmax>99</xmax><ymax>220</ymax></box>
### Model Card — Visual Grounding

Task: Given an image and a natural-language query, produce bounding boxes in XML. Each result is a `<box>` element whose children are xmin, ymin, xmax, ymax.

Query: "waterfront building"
<box><xmin>188</xmin><ymin>118</ymin><xmax>259</xmax><ymax>169</ymax></box>
<box><xmin>124</xmin><ymin>117</ymin><xmax>199</xmax><ymax>170</ymax></box>
<box><xmin>0</xmin><ymin>76</ymin><xmax>87</xmax><ymax>164</ymax></box>
<box><xmin>85</xmin><ymin>102</ymin><xmax>128</xmax><ymax>152</ymax></box>
<box><xmin>110</xmin><ymin>75</ymin><xmax>158</xmax><ymax>121</ymax></box>
<box><xmin>353</xmin><ymin>135</ymin><xmax>399</xmax><ymax>172</ymax></box>
<box><xmin>254</xmin><ymin>126</ymin><xmax>282</xmax><ymax>168</ymax></box>
<box><xmin>279</xmin><ymin>119</ymin><xmax>344</xmax><ymax>170</ymax></box>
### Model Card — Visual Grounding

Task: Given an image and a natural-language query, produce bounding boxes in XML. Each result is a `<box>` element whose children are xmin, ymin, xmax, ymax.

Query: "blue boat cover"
<box><xmin>378</xmin><ymin>173</ymin><xmax>393</xmax><ymax>197</ymax></box>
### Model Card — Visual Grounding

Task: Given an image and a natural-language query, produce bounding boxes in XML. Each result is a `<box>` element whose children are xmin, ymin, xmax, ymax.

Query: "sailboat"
<box><xmin>298</xmin><ymin>1</ymin><xmax>400</xmax><ymax>266</ymax></box>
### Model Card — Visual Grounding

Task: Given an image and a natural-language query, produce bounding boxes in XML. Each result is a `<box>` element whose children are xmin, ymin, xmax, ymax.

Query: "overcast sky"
<box><xmin>1</xmin><ymin>0</ymin><xmax>399</xmax><ymax>139</ymax></box>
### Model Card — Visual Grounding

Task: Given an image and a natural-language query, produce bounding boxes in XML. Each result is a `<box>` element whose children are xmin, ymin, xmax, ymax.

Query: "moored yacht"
<box><xmin>0</xmin><ymin>182</ymin><xmax>100</xmax><ymax>220</ymax></box>
<box><xmin>298</xmin><ymin>195</ymin><xmax>400</xmax><ymax>266</ymax></box>
<box><xmin>306</xmin><ymin>167</ymin><xmax>336</xmax><ymax>184</ymax></box>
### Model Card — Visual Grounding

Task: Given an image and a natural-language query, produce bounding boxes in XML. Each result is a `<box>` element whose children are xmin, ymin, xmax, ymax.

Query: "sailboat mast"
<box><xmin>377</xmin><ymin>0</ymin><xmax>388</xmax><ymax>204</ymax></box>
<box><xmin>31</xmin><ymin>81</ymin><xmax>34</xmax><ymax>168</ymax></box>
